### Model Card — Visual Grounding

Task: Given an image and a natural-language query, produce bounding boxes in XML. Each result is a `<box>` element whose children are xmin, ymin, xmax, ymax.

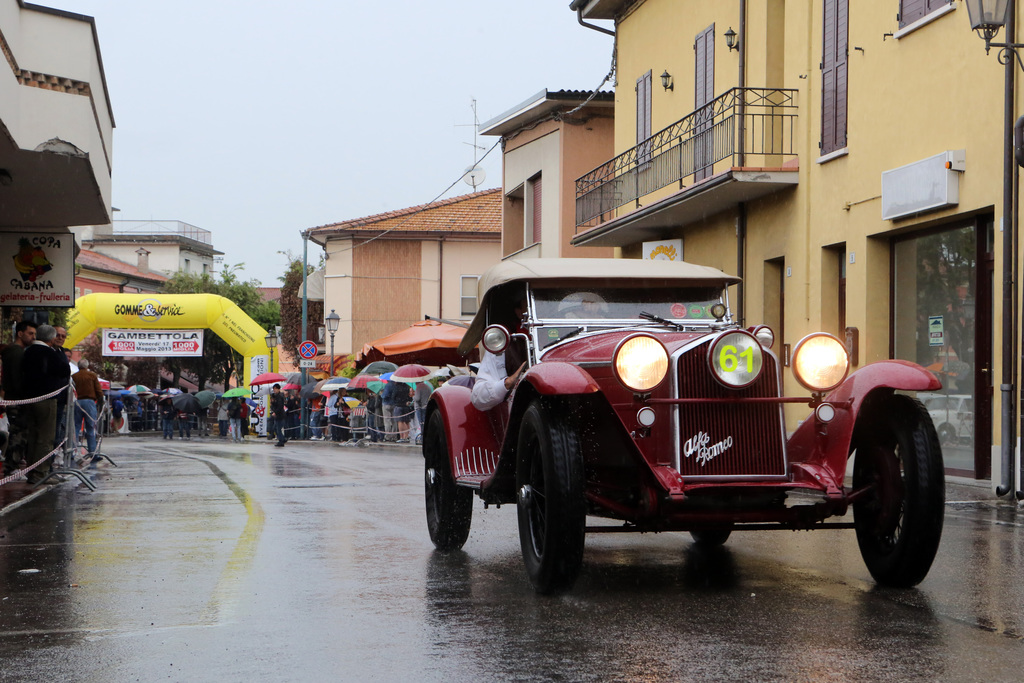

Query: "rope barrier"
<box><xmin>0</xmin><ymin>440</ymin><xmax>63</xmax><ymax>486</ymax></box>
<box><xmin>0</xmin><ymin>383</ymin><xmax>69</xmax><ymax>407</ymax></box>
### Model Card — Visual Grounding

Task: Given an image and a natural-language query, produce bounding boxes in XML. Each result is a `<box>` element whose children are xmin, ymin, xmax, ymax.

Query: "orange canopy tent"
<box><xmin>357</xmin><ymin>319</ymin><xmax>479</xmax><ymax>368</ymax></box>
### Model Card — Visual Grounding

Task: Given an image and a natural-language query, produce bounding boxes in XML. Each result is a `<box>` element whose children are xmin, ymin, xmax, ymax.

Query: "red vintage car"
<box><xmin>423</xmin><ymin>258</ymin><xmax>944</xmax><ymax>594</ymax></box>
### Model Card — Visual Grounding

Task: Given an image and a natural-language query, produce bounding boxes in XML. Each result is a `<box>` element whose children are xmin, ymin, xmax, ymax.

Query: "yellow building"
<box><xmin>569</xmin><ymin>0</ymin><xmax>1012</xmax><ymax>485</ymax></box>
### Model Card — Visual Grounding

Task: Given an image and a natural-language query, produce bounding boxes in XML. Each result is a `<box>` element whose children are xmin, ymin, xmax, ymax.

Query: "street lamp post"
<box><xmin>265</xmin><ymin>328</ymin><xmax>278</xmax><ymax>373</ymax></box>
<box><xmin>326</xmin><ymin>309</ymin><xmax>340</xmax><ymax>378</ymax></box>
<box><xmin>968</xmin><ymin>0</ymin><xmax>1023</xmax><ymax>498</ymax></box>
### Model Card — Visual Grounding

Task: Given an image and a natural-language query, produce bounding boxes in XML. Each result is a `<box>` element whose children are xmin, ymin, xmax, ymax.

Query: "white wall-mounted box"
<box><xmin>881</xmin><ymin>150</ymin><xmax>965</xmax><ymax>221</ymax></box>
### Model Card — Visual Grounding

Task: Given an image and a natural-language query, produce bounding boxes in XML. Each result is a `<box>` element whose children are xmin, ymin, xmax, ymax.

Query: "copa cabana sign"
<box><xmin>0</xmin><ymin>233</ymin><xmax>74</xmax><ymax>306</ymax></box>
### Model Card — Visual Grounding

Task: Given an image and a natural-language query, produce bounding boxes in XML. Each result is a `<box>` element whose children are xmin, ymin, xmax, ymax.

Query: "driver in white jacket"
<box><xmin>471</xmin><ymin>298</ymin><xmax>527</xmax><ymax>411</ymax></box>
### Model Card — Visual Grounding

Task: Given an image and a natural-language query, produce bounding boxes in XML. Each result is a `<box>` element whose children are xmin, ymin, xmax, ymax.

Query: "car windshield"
<box><xmin>531</xmin><ymin>285</ymin><xmax>723</xmax><ymax>322</ymax></box>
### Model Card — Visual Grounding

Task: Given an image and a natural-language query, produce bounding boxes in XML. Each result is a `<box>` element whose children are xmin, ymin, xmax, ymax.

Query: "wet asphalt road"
<box><xmin>0</xmin><ymin>436</ymin><xmax>1023</xmax><ymax>682</ymax></box>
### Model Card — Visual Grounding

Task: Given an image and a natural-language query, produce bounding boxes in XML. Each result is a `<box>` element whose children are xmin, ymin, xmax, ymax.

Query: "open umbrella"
<box><xmin>171</xmin><ymin>393</ymin><xmax>201</xmax><ymax>413</ymax></box>
<box><xmin>347</xmin><ymin>374</ymin><xmax>379</xmax><ymax>391</ymax></box>
<box><xmin>446</xmin><ymin>375</ymin><xmax>476</xmax><ymax>389</ymax></box>
<box><xmin>250</xmin><ymin>372</ymin><xmax>286</xmax><ymax>387</ymax></box>
<box><xmin>222</xmin><ymin>386</ymin><xmax>250</xmax><ymax>398</ymax></box>
<box><xmin>320</xmin><ymin>377</ymin><xmax>350</xmax><ymax>392</ymax></box>
<box><xmin>366</xmin><ymin>380</ymin><xmax>385</xmax><ymax>394</ymax></box>
<box><xmin>283</xmin><ymin>383</ymin><xmax>302</xmax><ymax>391</ymax></box>
<box><xmin>342</xmin><ymin>396</ymin><xmax>361</xmax><ymax>408</ymax></box>
<box><xmin>127</xmin><ymin>384</ymin><xmax>151</xmax><ymax>395</ymax></box>
<box><xmin>165</xmin><ymin>388</ymin><xmax>182</xmax><ymax>396</ymax></box>
<box><xmin>299</xmin><ymin>381</ymin><xmax>321</xmax><ymax>400</ymax></box>
<box><xmin>392</xmin><ymin>364</ymin><xmax>432</xmax><ymax>383</ymax></box>
<box><xmin>195</xmin><ymin>390</ymin><xmax>217</xmax><ymax>408</ymax></box>
<box><xmin>359</xmin><ymin>361</ymin><xmax>398</xmax><ymax>376</ymax></box>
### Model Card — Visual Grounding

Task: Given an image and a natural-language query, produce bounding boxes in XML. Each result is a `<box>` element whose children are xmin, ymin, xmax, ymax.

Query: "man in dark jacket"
<box><xmin>20</xmin><ymin>324</ymin><xmax>70</xmax><ymax>484</ymax></box>
<box><xmin>270</xmin><ymin>384</ymin><xmax>287</xmax><ymax>447</ymax></box>
<box><xmin>1</xmin><ymin>320</ymin><xmax>35</xmax><ymax>473</ymax></box>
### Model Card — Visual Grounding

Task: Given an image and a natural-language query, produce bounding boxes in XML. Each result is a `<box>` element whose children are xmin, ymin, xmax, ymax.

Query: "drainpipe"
<box><xmin>1000</xmin><ymin>0</ymin><xmax>1017</xmax><ymax>497</ymax></box>
<box><xmin>737</xmin><ymin>204</ymin><xmax>746</xmax><ymax>326</ymax></box>
<box><xmin>735</xmin><ymin>1</ymin><xmax>747</xmax><ymax>325</ymax></box>
<box><xmin>737</xmin><ymin>0</ymin><xmax>747</xmax><ymax>167</ymax></box>
<box><xmin>569</xmin><ymin>0</ymin><xmax>615</xmax><ymax>37</ymax></box>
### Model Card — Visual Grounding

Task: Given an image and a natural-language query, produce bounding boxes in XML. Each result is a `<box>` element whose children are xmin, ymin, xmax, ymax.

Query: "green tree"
<box><xmin>278</xmin><ymin>256</ymin><xmax>324</xmax><ymax>365</ymax></box>
<box><xmin>162</xmin><ymin>265</ymin><xmax>280</xmax><ymax>389</ymax></box>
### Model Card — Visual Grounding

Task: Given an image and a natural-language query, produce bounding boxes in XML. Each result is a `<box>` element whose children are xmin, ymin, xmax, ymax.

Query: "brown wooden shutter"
<box><xmin>695</xmin><ymin>24</ymin><xmax>715</xmax><ymax>180</ymax></box>
<box><xmin>899</xmin><ymin>0</ymin><xmax>949</xmax><ymax>28</ymax></box>
<box><xmin>821</xmin><ymin>0</ymin><xmax>848</xmax><ymax>155</ymax></box>
<box><xmin>531</xmin><ymin>176</ymin><xmax>542</xmax><ymax>244</ymax></box>
<box><xmin>636</xmin><ymin>71</ymin><xmax>652</xmax><ymax>162</ymax></box>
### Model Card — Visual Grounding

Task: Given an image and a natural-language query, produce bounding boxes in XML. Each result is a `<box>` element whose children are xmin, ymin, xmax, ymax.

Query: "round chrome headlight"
<box><xmin>614</xmin><ymin>334</ymin><xmax>669</xmax><ymax>393</ymax></box>
<box><xmin>708</xmin><ymin>330</ymin><xmax>764</xmax><ymax>389</ymax></box>
<box><xmin>792</xmin><ymin>333</ymin><xmax>849</xmax><ymax>392</ymax></box>
<box><xmin>481</xmin><ymin>325</ymin><xmax>510</xmax><ymax>354</ymax></box>
<box><xmin>751</xmin><ymin>325</ymin><xmax>774</xmax><ymax>349</ymax></box>
<box><xmin>710</xmin><ymin>302</ymin><xmax>727</xmax><ymax>320</ymax></box>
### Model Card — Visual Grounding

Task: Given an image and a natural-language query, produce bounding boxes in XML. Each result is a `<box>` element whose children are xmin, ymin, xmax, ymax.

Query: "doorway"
<box><xmin>892</xmin><ymin>217</ymin><xmax>993</xmax><ymax>478</ymax></box>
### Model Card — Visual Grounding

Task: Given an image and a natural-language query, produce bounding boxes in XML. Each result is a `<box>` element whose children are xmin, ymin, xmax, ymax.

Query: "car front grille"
<box><xmin>674</xmin><ymin>344</ymin><xmax>787</xmax><ymax>479</ymax></box>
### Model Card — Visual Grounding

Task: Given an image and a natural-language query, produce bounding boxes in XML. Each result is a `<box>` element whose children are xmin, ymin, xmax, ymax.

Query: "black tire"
<box><xmin>690</xmin><ymin>528</ymin><xmax>732</xmax><ymax>547</ymax></box>
<box><xmin>424</xmin><ymin>410</ymin><xmax>472</xmax><ymax>551</ymax></box>
<box><xmin>852</xmin><ymin>395</ymin><xmax>944</xmax><ymax>587</ymax></box>
<box><xmin>516</xmin><ymin>400</ymin><xmax>586</xmax><ymax>594</ymax></box>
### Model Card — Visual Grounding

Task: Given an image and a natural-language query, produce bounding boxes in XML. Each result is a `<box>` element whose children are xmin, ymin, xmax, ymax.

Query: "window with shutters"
<box><xmin>636</xmin><ymin>71</ymin><xmax>652</xmax><ymax>164</ymax></box>
<box><xmin>820</xmin><ymin>0</ymin><xmax>848</xmax><ymax>157</ymax></box>
<box><xmin>525</xmin><ymin>173</ymin><xmax>542</xmax><ymax>246</ymax></box>
<box><xmin>899</xmin><ymin>0</ymin><xmax>952</xmax><ymax>28</ymax></box>
<box><xmin>694</xmin><ymin>24</ymin><xmax>715</xmax><ymax>181</ymax></box>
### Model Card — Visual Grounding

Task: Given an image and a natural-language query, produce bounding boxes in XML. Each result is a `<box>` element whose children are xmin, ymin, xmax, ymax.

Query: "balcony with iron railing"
<box><xmin>574</xmin><ymin>87</ymin><xmax>799</xmax><ymax>240</ymax></box>
<box><xmin>109</xmin><ymin>220</ymin><xmax>213</xmax><ymax>245</ymax></box>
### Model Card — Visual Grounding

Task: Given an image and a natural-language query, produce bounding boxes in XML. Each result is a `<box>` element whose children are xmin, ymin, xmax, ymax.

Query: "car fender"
<box><xmin>521</xmin><ymin>361</ymin><xmax>601</xmax><ymax>396</ymax></box>
<box><xmin>427</xmin><ymin>385</ymin><xmax>501</xmax><ymax>471</ymax></box>
<box><xmin>787</xmin><ymin>360</ymin><xmax>941</xmax><ymax>492</ymax></box>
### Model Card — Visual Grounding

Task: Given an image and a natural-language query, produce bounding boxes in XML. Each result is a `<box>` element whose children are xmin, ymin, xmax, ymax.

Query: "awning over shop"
<box><xmin>357</xmin><ymin>319</ymin><xmax>479</xmax><ymax>368</ymax></box>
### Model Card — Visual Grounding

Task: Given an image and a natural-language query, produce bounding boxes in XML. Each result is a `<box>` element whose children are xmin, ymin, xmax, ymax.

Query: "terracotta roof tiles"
<box><xmin>308</xmin><ymin>188</ymin><xmax>500</xmax><ymax>237</ymax></box>
<box><xmin>76</xmin><ymin>249</ymin><xmax>169</xmax><ymax>282</ymax></box>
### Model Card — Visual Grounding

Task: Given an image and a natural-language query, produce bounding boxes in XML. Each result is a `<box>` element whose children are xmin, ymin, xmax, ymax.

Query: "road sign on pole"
<box><xmin>298</xmin><ymin>340</ymin><xmax>318</xmax><ymax>359</ymax></box>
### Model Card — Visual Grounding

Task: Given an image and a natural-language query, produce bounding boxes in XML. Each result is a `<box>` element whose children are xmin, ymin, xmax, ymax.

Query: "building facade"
<box><xmin>83</xmin><ymin>220</ymin><xmax>222</xmax><ymax>276</ymax></box>
<box><xmin>306</xmin><ymin>189</ymin><xmax>501</xmax><ymax>365</ymax></box>
<box><xmin>0</xmin><ymin>0</ymin><xmax>114</xmax><ymax>318</ymax></box>
<box><xmin>569</xmin><ymin>0</ymin><xmax>1007</xmax><ymax>483</ymax></box>
<box><xmin>480</xmin><ymin>89</ymin><xmax>616</xmax><ymax>260</ymax></box>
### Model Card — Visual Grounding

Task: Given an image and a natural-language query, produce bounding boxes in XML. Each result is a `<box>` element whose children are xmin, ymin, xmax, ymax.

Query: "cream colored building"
<box><xmin>305</xmin><ymin>190</ymin><xmax>501</xmax><ymax>368</ymax></box>
<box><xmin>569</xmin><ymin>0</ymin><xmax>1011</xmax><ymax>485</ymax></box>
<box><xmin>0</xmin><ymin>1</ymin><xmax>113</xmax><ymax>259</ymax></box>
<box><xmin>480</xmin><ymin>89</ymin><xmax>616</xmax><ymax>260</ymax></box>
<box><xmin>83</xmin><ymin>220</ymin><xmax>222</xmax><ymax>276</ymax></box>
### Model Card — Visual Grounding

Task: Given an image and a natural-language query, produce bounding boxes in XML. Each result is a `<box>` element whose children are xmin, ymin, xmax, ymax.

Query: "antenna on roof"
<box><xmin>458</xmin><ymin>98</ymin><xmax>487</xmax><ymax>191</ymax></box>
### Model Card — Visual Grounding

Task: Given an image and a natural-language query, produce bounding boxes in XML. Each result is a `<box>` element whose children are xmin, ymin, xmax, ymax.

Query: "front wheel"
<box><xmin>424</xmin><ymin>410</ymin><xmax>472</xmax><ymax>551</ymax></box>
<box><xmin>516</xmin><ymin>400</ymin><xmax>586</xmax><ymax>594</ymax></box>
<box><xmin>852</xmin><ymin>395</ymin><xmax>944</xmax><ymax>587</ymax></box>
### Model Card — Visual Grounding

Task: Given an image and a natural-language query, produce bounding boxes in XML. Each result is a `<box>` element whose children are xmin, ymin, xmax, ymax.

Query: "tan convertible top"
<box><xmin>458</xmin><ymin>258</ymin><xmax>739</xmax><ymax>354</ymax></box>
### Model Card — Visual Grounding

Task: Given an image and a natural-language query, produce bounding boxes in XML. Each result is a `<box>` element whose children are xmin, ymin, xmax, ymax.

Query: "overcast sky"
<box><xmin>54</xmin><ymin>1</ymin><xmax>616</xmax><ymax>286</ymax></box>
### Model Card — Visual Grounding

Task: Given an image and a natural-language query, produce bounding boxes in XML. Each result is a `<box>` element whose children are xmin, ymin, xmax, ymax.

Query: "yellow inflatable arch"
<box><xmin>66</xmin><ymin>293</ymin><xmax>276</xmax><ymax>388</ymax></box>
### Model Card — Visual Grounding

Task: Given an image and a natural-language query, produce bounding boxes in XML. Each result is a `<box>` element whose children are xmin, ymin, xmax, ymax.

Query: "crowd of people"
<box><xmin>0</xmin><ymin>321</ymin><xmax>82</xmax><ymax>484</ymax></box>
<box><xmin>0</xmin><ymin>322</ymin><xmax>449</xmax><ymax>487</ymax></box>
